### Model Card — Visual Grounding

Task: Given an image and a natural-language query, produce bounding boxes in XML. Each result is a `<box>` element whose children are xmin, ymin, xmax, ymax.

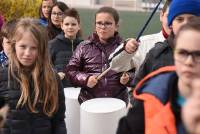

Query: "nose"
<box><xmin>68</xmin><ymin>24</ymin><xmax>73</xmax><ymax>28</ymax></box>
<box><xmin>184</xmin><ymin>20</ymin><xmax>189</xmax><ymax>25</ymax></box>
<box><xmin>24</xmin><ymin>48</ymin><xmax>31</xmax><ymax>57</ymax></box>
<box><xmin>184</xmin><ymin>17</ymin><xmax>192</xmax><ymax>25</ymax></box>
<box><xmin>100</xmin><ymin>24</ymin><xmax>106</xmax><ymax>28</ymax></box>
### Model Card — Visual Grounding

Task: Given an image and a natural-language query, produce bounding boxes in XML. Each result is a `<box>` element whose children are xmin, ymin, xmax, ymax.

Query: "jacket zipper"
<box><xmin>71</xmin><ymin>40</ymin><xmax>74</xmax><ymax>52</ymax></box>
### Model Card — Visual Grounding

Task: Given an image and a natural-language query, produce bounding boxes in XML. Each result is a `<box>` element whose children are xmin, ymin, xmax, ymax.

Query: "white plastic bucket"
<box><xmin>80</xmin><ymin>98</ymin><xmax>126</xmax><ymax>134</ymax></box>
<box><xmin>64</xmin><ymin>87</ymin><xmax>81</xmax><ymax>134</ymax></box>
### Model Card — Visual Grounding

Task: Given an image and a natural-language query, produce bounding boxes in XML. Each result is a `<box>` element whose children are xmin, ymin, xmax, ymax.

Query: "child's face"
<box><xmin>95</xmin><ymin>13</ymin><xmax>118</xmax><ymax>43</ymax></box>
<box><xmin>61</xmin><ymin>16</ymin><xmax>80</xmax><ymax>39</ymax></box>
<box><xmin>172</xmin><ymin>14</ymin><xmax>196</xmax><ymax>35</ymax></box>
<box><xmin>51</xmin><ymin>6</ymin><xmax>63</xmax><ymax>28</ymax></box>
<box><xmin>15</xmin><ymin>32</ymin><xmax>38</xmax><ymax>67</ymax></box>
<box><xmin>42</xmin><ymin>0</ymin><xmax>53</xmax><ymax>19</ymax></box>
<box><xmin>160</xmin><ymin>7</ymin><xmax>171</xmax><ymax>35</ymax></box>
<box><xmin>2</xmin><ymin>37</ymin><xmax>11</xmax><ymax>57</ymax></box>
<box><xmin>174</xmin><ymin>29</ymin><xmax>200</xmax><ymax>96</ymax></box>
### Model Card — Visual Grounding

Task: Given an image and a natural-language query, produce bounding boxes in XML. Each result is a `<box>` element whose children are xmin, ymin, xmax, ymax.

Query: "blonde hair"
<box><xmin>9</xmin><ymin>18</ymin><xmax>58</xmax><ymax>117</ymax></box>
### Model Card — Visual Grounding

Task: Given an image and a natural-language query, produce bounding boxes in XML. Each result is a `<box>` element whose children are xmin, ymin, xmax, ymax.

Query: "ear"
<box><xmin>115</xmin><ymin>23</ymin><xmax>119</xmax><ymax>32</ymax></box>
<box><xmin>160</xmin><ymin>11</ymin><xmax>164</xmax><ymax>22</ymax></box>
<box><xmin>78</xmin><ymin>24</ymin><xmax>81</xmax><ymax>31</ymax></box>
<box><xmin>169</xmin><ymin>25</ymin><xmax>173</xmax><ymax>30</ymax></box>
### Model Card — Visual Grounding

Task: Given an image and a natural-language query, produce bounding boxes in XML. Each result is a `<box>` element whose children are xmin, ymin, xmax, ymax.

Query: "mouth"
<box><xmin>99</xmin><ymin>31</ymin><xmax>107</xmax><ymax>34</ymax></box>
<box><xmin>67</xmin><ymin>31</ymin><xmax>74</xmax><ymax>33</ymax></box>
<box><xmin>182</xmin><ymin>71</ymin><xmax>195</xmax><ymax>76</ymax></box>
<box><xmin>22</xmin><ymin>58</ymin><xmax>32</xmax><ymax>62</ymax></box>
<box><xmin>54</xmin><ymin>19</ymin><xmax>60</xmax><ymax>23</ymax></box>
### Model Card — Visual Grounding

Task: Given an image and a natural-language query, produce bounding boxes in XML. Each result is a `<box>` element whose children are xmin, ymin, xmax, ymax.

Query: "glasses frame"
<box><xmin>95</xmin><ymin>21</ymin><xmax>113</xmax><ymax>29</ymax></box>
<box><xmin>174</xmin><ymin>49</ymin><xmax>200</xmax><ymax>64</ymax></box>
<box><xmin>51</xmin><ymin>12</ymin><xmax>63</xmax><ymax>17</ymax></box>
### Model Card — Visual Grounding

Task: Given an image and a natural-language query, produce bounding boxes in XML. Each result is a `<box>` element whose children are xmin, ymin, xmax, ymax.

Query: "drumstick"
<box><xmin>108</xmin><ymin>0</ymin><xmax>163</xmax><ymax>62</ymax></box>
<box><xmin>97</xmin><ymin>0</ymin><xmax>163</xmax><ymax>80</ymax></box>
<box><xmin>96</xmin><ymin>66</ymin><xmax>111</xmax><ymax>80</ymax></box>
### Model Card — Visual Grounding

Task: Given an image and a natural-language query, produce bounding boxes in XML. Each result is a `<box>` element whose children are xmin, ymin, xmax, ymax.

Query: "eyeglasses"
<box><xmin>51</xmin><ymin>12</ymin><xmax>63</xmax><ymax>17</ymax></box>
<box><xmin>174</xmin><ymin>49</ymin><xmax>200</xmax><ymax>64</ymax></box>
<box><xmin>95</xmin><ymin>21</ymin><xmax>113</xmax><ymax>28</ymax></box>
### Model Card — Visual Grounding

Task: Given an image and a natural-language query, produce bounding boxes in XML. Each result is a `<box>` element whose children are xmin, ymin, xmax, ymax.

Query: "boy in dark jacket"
<box><xmin>49</xmin><ymin>8</ymin><xmax>83</xmax><ymax>87</ymax></box>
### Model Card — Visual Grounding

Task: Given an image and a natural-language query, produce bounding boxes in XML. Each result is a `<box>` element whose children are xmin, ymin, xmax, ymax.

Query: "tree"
<box><xmin>0</xmin><ymin>0</ymin><xmax>41</xmax><ymax>21</ymax></box>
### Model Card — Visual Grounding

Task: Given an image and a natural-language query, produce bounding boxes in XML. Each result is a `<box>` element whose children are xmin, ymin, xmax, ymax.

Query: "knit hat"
<box><xmin>168</xmin><ymin>0</ymin><xmax>200</xmax><ymax>26</ymax></box>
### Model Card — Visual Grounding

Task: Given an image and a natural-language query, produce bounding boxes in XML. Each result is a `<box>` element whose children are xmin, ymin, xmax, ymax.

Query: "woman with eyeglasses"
<box><xmin>65</xmin><ymin>6</ymin><xmax>133</xmax><ymax>105</ymax></box>
<box><xmin>47</xmin><ymin>1</ymin><xmax>68</xmax><ymax>40</ymax></box>
<box><xmin>117</xmin><ymin>17</ymin><xmax>200</xmax><ymax>134</ymax></box>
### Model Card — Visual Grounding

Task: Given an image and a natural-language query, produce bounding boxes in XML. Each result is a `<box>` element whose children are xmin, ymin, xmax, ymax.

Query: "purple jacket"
<box><xmin>65</xmin><ymin>33</ymin><xmax>128</xmax><ymax>104</ymax></box>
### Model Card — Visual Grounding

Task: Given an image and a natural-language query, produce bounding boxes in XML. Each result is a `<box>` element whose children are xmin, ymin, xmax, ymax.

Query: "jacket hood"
<box><xmin>136</xmin><ymin>72</ymin><xmax>178</xmax><ymax>104</ymax></box>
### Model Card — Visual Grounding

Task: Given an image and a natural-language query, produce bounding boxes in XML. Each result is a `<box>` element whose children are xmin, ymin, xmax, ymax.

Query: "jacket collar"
<box><xmin>56</xmin><ymin>32</ymin><xmax>82</xmax><ymax>44</ymax></box>
<box><xmin>88</xmin><ymin>32</ymin><xmax>123</xmax><ymax>45</ymax></box>
<box><xmin>137</xmin><ymin>72</ymin><xmax>178</xmax><ymax>104</ymax></box>
<box><xmin>134</xmin><ymin>66</ymin><xmax>177</xmax><ymax>104</ymax></box>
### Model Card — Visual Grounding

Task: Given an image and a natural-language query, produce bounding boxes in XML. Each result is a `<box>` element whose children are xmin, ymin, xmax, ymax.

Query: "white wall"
<box><xmin>59</xmin><ymin>0</ymin><xmax>92</xmax><ymax>7</ymax></box>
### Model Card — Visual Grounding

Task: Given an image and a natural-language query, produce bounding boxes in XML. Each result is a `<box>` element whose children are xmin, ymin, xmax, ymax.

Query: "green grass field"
<box><xmin>77</xmin><ymin>8</ymin><xmax>161</xmax><ymax>39</ymax></box>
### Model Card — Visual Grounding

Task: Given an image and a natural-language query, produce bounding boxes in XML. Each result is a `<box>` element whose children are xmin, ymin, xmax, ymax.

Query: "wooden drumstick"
<box><xmin>96</xmin><ymin>66</ymin><xmax>111</xmax><ymax>80</ymax></box>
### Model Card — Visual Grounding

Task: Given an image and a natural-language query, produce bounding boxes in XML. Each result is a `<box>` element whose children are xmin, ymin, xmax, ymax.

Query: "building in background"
<box><xmin>59</xmin><ymin>0</ymin><xmax>164</xmax><ymax>11</ymax></box>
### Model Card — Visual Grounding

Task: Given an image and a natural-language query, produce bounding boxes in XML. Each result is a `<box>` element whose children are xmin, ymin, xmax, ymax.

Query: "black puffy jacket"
<box><xmin>131</xmin><ymin>40</ymin><xmax>174</xmax><ymax>87</ymax></box>
<box><xmin>0</xmin><ymin>67</ymin><xmax>67</xmax><ymax>134</ymax></box>
<box><xmin>49</xmin><ymin>32</ymin><xmax>82</xmax><ymax>87</ymax></box>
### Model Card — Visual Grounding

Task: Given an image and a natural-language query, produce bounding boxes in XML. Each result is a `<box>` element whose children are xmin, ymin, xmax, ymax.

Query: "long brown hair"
<box><xmin>9</xmin><ymin>18</ymin><xmax>58</xmax><ymax>117</ymax></box>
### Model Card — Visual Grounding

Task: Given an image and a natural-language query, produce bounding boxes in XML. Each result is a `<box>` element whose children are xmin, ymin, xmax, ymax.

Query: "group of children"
<box><xmin>0</xmin><ymin>0</ymin><xmax>200</xmax><ymax>133</ymax></box>
<box><xmin>0</xmin><ymin>0</ymin><xmax>133</xmax><ymax>133</ymax></box>
<box><xmin>116</xmin><ymin>0</ymin><xmax>200</xmax><ymax>133</ymax></box>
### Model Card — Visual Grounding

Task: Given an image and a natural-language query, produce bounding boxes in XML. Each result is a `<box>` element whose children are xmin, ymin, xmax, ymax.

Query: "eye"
<box><xmin>64</xmin><ymin>23</ymin><xmax>70</xmax><ymax>26</ymax></box>
<box><xmin>30</xmin><ymin>46</ymin><xmax>37</xmax><ymax>51</ymax></box>
<box><xmin>72</xmin><ymin>23</ymin><xmax>77</xmax><ymax>26</ymax></box>
<box><xmin>105</xmin><ymin>22</ymin><xmax>112</xmax><ymax>26</ymax></box>
<box><xmin>175</xmin><ymin>17</ymin><xmax>184</xmax><ymax>23</ymax></box>
<box><xmin>193</xmin><ymin>51</ymin><xmax>200</xmax><ymax>58</ymax></box>
<box><xmin>19</xmin><ymin>45</ymin><xmax>26</xmax><ymax>49</ymax></box>
<box><xmin>177</xmin><ymin>49</ymin><xmax>189</xmax><ymax>56</ymax></box>
<box><xmin>57</xmin><ymin>12</ymin><xmax>63</xmax><ymax>16</ymax></box>
<box><xmin>96</xmin><ymin>22</ymin><xmax>103</xmax><ymax>25</ymax></box>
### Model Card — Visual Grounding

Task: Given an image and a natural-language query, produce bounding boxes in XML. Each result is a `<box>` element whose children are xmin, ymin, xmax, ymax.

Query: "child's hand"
<box><xmin>58</xmin><ymin>72</ymin><xmax>65</xmax><ymax>80</ymax></box>
<box><xmin>0</xmin><ymin>104</ymin><xmax>9</xmax><ymax>127</ymax></box>
<box><xmin>120</xmin><ymin>72</ymin><xmax>129</xmax><ymax>85</ymax></box>
<box><xmin>182</xmin><ymin>79</ymin><xmax>200</xmax><ymax>134</ymax></box>
<box><xmin>87</xmin><ymin>75</ymin><xmax>98</xmax><ymax>88</ymax></box>
<box><xmin>124</xmin><ymin>38</ymin><xmax>139</xmax><ymax>54</ymax></box>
